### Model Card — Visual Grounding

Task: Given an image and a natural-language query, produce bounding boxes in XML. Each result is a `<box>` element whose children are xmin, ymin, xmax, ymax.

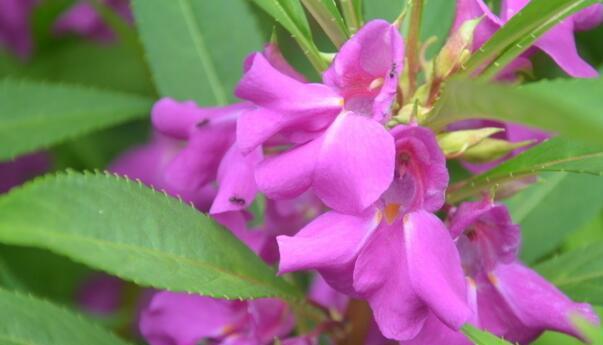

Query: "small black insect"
<box><xmin>389</xmin><ymin>63</ymin><xmax>397</xmax><ymax>79</ymax></box>
<box><xmin>196</xmin><ymin>119</ymin><xmax>210</xmax><ymax>128</ymax></box>
<box><xmin>228</xmin><ymin>196</ymin><xmax>246</xmax><ymax>205</ymax></box>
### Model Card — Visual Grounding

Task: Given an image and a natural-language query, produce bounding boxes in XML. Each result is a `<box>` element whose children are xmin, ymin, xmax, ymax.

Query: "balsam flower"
<box><xmin>140</xmin><ymin>292</ymin><xmax>294</xmax><ymax>345</ymax></box>
<box><xmin>0</xmin><ymin>152</ymin><xmax>50</xmax><ymax>194</ymax></box>
<box><xmin>152</xmin><ymin>44</ymin><xmax>309</xmax><ymax>216</ymax></box>
<box><xmin>237</xmin><ymin>20</ymin><xmax>402</xmax><ymax>214</ymax></box>
<box><xmin>453</xmin><ymin>0</ymin><xmax>602</xmax><ymax>78</ymax></box>
<box><xmin>76</xmin><ymin>273</ymin><xmax>123</xmax><ymax>315</ymax></box>
<box><xmin>110</xmin><ymin>134</ymin><xmax>215</xmax><ymax>211</ymax></box>
<box><xmin>54</xmin><ymin>0</ymin><xmax>132</xmax><ymax>42</ymax></box>
<box><xmin>0</xmin><ymin>0</ymin><xmax>37</xmax><ymax>58</ymax></box>
<box><xmin>405</xmin><ymin>199</ymin><xmax>598</xmax><ymax>344</ymax></box>
<box><xmin>277</xmin><ymin>125</ymin><xmax>471</xmax><ymax>341</ymax></box>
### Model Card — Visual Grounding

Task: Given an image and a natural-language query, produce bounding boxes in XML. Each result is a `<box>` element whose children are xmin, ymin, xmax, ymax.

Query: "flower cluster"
<box><xmin>9</xmin><ymin>0</ymin><xmax>596</xmax><ymax>344</ymax></box>
<box><xmin>115</xmin><ymin>3</ymin><xmax>603</xmax><ymax>342</ymax></box>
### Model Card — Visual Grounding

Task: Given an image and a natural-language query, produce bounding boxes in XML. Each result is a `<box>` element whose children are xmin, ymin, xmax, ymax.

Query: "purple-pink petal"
<box><xmin>210</xmin><ymin>144</ymin><xmax>262</xmax><ymax>214</ymax></box>
<box><xmin>278</xmin><ymin>208</ymin><xmax>380</xmax><ymax>294</ymax></box>
<box><xmin>313</xmin><ymin>112</ymin><xmax>395</xmax><ymax>214</ymax></box>
<box><xmin>385</xmin><ymin>125</ymin><xmax>449</xmax><ymax>213</ymax></box>
<box><xmin>353</xmin><ymin>219</ymin><xmax>429</xmax><ymax>340</ymax></box>
<box><xmin>255</xmin><ymin>139</ymin><xmax>321</xmax><ymax>200</ymax></box>
<box><xmin>235</xmin><ymin>53</ymin><xmax>342</xmax><ymax>143</ymax></box>
<box><xmin>139</xmin><ymin>291</ymin><xmax>247</xmax><ymax>345</ymax></box>
<box><xmin>405</xmin><ymin>211</ymin><xmax>471</xmax><ymax>330</ymax></box>
<box><xmin>323</xmin><ymin>19</ymin><xmax>404</xmax><ymax>120</ymax></box>
<box><xmin>492</xmin><ymin>262</ymin><xmax>599</xmax><ymax>339</ymax></box>
<box><xmin>449</xmin><ymin>200</ymin><xmax>521</xmax><ymax>275</ymax></box>
<box><xmin>0</xmin><ymin>0</ymin><xmax>37</xmax><ymax>58</ymax></box>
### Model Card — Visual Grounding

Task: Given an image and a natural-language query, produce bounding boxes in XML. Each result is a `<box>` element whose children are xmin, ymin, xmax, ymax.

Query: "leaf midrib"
<box><xmin>448</xmin><ymin>151</ymin><xmax>603</xmax><ymax>201</ymax></box>
<box><xmin>177</xmin><ymin>0</ymin><xmax>227</xmax><ymax>105</ymax></box>
<box><xmin>0</xmin><ymin>224</ymin><xmax>287</xmax><ymax>298</ymax></box>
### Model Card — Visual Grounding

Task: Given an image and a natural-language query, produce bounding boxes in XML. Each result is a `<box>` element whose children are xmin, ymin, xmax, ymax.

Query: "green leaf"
<box><xmin>250</xmin><ymin>0</ymin><xmax>328</xmax><ymax>70</ymax></box>
<box><xmin>447</xmin><ymin>138</ymin><xmax>603</xmax><ymax>203</ymax></box>
<box><xmin>133</xmin><ymin>0</ymin><xmax>265</xmax><ymax>105</ymax></box>
<box><xmin>340</xmin><ymin>0</ymin><xmax>364</xmax><ymax>33</ymax></box>
<box><xmin>421</xmin><ymin>0</ymin><xmax>455</xmax><ymax>58</ymax></box>
<box><xmin>563</xmin><ymin>211</ymin><xmax>603</xmax><ymax>252</ymax></box>
<box><xmin>507</xmin><ymin>173</ymin><xmax>603</xmax><ymax>263</ymax></box>
<box><xmin>461</xmin><ymin>0</ymin><xmax>597</xmax><ymax>78</ymax></box>
<box><xmin>462</xmin><ymin>325</ymin><xmax>513</xmax><ymax>344</ymax></box>
<box><xmin>535</xmin><ymin>243</ymin><xmax>603</xmax><ymax>305</ymax></box>
<box><xmin>0</xmin><ymin>172</ymin><xmax>301</xmax><ymax>300</ymax></box>
<box><xmin>0</xmin><ymin>288</ymin><xmax>132</xmax><ymax>345</ymax></box>
<box><xmin>0</xmin><ymin>79</ymin><xmax>153</xmax><ymax>161</ymax></box>
<box><xmin>301</xmin><ymin>0</ymin><xmax>349</xmax><ymax>47</ymax></box>
<box><xmin>2</xmin><ymin>42</ymin><xmax>156</xmax><ymax>96</ymax></box>
<box><xmin>427</xmin><ymin>77</ymin><xmax>603</xmax><ymax>147</ymax></box>
<box><xmin>0</xmin><ymin>245</ymin><xmax>91</xmax><ymax>305</ymax></box>
<box><xmin>363</xmin><ymin>0</ymin><xmax>403</xmax><ymax>22</ymax></box>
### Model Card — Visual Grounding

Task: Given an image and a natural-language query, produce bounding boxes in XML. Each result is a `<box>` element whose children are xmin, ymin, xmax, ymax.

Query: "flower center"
<box><xmin>368</xmin><ymin>77</ymin><xmax>384</xmax><ymax>91</ymax></box>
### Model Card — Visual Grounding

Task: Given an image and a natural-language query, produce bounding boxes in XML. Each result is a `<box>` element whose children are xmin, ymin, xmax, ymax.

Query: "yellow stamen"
<box><xmin>384</xmin><ymin>203</ymin><xmax>401</xmax><ymax>224</ymax></box>
<box><xmin>375</xmin><ymin>209</ymin><xmax>383</xmax><ymax>224</ymax></box>
<box><xmin>487</xmin><ymin>272</ymin><xmax>498</xmax><ymax>286</ymax></box>
<box><xmin>368</xmin><ymin>77</ymin><xmax>384</xmax><ymax>91</ymax></box>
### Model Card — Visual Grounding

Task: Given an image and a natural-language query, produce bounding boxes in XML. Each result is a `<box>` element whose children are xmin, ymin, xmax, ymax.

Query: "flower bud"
<box><xmin>437</xmin><ymin>127</ymin><xmax>503</xmax><ymax>158</ymax></box>
<box><xmin>435</xmin><ymin>17</ymin><xmax>481</xmax><ymax>79</ymax></box>
<box><xmin>462</xmin><ymin>138</ymin><xmax>534</xmax><ymax>163</ymax></box>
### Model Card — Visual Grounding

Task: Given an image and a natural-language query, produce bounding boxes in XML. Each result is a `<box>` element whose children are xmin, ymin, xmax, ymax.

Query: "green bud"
<box><xmin>462</xmin><ymin>139</ymin><xmax>535</xmax><ymax>163</ymax></box>
<box><xmin>437</xmin><ymin>127</ymin><xmax>504</xmax><ymax>158</ymax></box>
<box><xmin>435</xmin><ymin>17</ymin><xmax>481</xmax><ymax>79</ymax></box>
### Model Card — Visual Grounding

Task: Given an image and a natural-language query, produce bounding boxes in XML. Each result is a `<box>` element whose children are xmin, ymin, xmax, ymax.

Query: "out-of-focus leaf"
<box><xmin>535</xmin><ymin>243</ymin><xmax>603</xmax><ymax>305</ymax></box>
<box><xmin>249</xmin><ymin>0</ymin><xmax>327</xmax><ymax>70</ymax></box>
<box><xmin>507</xmin><ymin>173</ymin><xmax>603</xmax><ymax>263</ymax></box>
<box><xmin>0</xmin><ymin>79</ymin><xmax>153</xmax><ymax>161</ymax></box>
<box><xmin>364</xmin><ymin>0</ymin><xmax>403</xmax><ymax>22</ymax></box>
<box><xmin>133</xmin><ymin>0</ymin><xmax>264</xmax><ymax>104</ymax></box>
<box><xmin>447</xmin><ymin>138</ymin><xmax>603</xmax><ymax>202</ymax></box>
<box><xmin>51</xmin><ymin>120</ymin><xmax>150</xmax><ymax>171</ymax></box>
<box><xmin>0</xmin><ymin>288</ymin><xmax>132</xmax><ymax>345</ymax></box>
<box><xmin>428</xmin><ymin>77</ymin><xmax>603</xmax><ymax>147</ymax></box>
<box><xmin>462</xmin><ymin>325</ymin><xmax>513</xmax><ymax>344</ymax></box>
<box><xmin>0</xmin><ymin>42</ymin><xmax>154</xmax><ymax>95</ymax></box>
<box><xmin>460</xmin><ymin>0</ymin><xmax>597</xmax><ymax>78</ymax></box>
<box><xmin>0</xmin><ymin>245</ymin><xmax>90</xmax><ymax>304</ymax></box>
<box><xmin>421</xmin><ymin>0</ymin><xmax>455</xmax><ymax>58</ymax></box>
<box><xmin>563</xmin><ymin>211</ymin><xmax>603</xmax><ymax>251</ymax></box>
<box><xmin>340</xmin><ymin>0</ymin><xmax>363</xmax><ymax>33</ymax></box>
<box><xmin>301</xmin><ymin>0</ymin><xmax>349</xmax><ymax>47</ymax></box>
<box><xmin>0</xmin><ymin>172</ymin><xmax>302</xmax><ymax>300</ymax></box>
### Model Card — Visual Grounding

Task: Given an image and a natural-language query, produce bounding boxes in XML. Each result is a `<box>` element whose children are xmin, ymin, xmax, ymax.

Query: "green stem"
<box><xmin>340</xmin><ymin>0</ymin><xmax>362</xmax><ymax>34</ymax></box>
<box><xmin>406</xmin><ymin>0</ymin><xmax>424</xmax><ymax>95</ymax></box>
<box><xmin>301</xmin><ymin>0</ymin><xmax>349</xmax><ymax>47</ymax></box>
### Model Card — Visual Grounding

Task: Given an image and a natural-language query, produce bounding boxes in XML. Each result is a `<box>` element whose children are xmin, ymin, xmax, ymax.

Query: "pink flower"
<box><xmin>140</xmin><ymin>292</ymin><xmax>294</xmax><ymax>345</ymax></box>
<box><xmin>453</xmin><ymin>0</ymin><xmax>602</xmax><ymax>78</ymax></box>
<box><xmin>0</xmin><ymin>0</ymin><xmax>37</xmax><ymax>58</ymax></box>
<box><xmin>109</xmin><ymin>134</ymin><xmax>216</xmax><ymax>211</ymax></box>
<box><xmin>237</xmin><ymin>20</ymin><xmax>403</xmax><ymax>215</ymax></box>
<box><xmin>152</xmin><ymin>44</ymin><xmax>310</xmax><ymax>216</ymax></box>
<box><xmin>404</xmin><ymin>199</ymin><xmax>598</xmax><ymax>344</ymax></box>
<box><xmin>76</xmin><ymin>273</ymin><xmax>123</xmax><ymax>315</ymax></box>
<box><xmin>54</xmin><ymin>0</ymin><xmax>132</xmax><ymax>42</ymax></box>
<box><xmin>0</xmin><ymin>152</ymin><xmax>50</xmax><ymax>194</ymax></box>
<box><xmin>277</xmin><ymin>125</ymin><xmax>471</xmax><ymax>341</ymax></box>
